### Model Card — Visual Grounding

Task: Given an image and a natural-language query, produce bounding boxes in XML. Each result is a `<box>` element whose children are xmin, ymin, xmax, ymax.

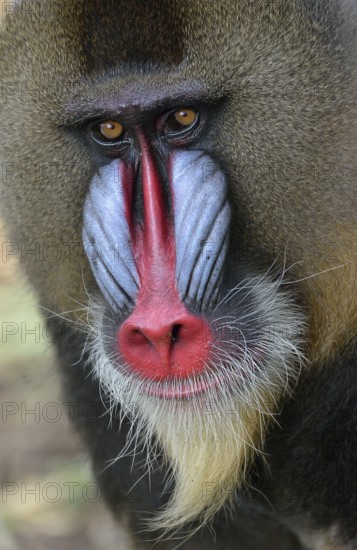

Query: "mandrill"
<box><xmin>0</xmin><ymin>1</ymin><xmax>356</xmax><ymax>549</ymax></box>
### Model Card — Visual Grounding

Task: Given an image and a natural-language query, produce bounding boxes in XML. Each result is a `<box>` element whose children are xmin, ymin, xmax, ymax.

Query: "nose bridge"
<box><xmin>132</xmin><ymin>131</ymin><xmax>174</xmax><ymax>282</ymax></box>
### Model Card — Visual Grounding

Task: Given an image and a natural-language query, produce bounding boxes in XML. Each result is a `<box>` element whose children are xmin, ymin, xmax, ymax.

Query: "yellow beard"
<box><xmin>136</xmin><ymin>393</ymin><xmax>272</xmax><ymax>532</ymax></box>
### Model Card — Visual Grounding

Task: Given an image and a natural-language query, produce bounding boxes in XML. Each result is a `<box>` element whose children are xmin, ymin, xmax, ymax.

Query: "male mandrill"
<box><xmin>0</xmin><ymin>1</ymin><xmax>356</xmax><ymax>549</ymax></box>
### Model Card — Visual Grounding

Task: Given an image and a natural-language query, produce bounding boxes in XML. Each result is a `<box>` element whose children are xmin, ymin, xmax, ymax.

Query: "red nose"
<box><xmin>118</xmin><ymin>299</ymin><xmax>211</xmax><ymax>380</ymax></box>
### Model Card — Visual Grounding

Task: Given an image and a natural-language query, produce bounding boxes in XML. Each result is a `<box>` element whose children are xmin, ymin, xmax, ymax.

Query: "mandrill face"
<box><xmin>82</xmin><ymin>117</ymin><xmax>305</xmax><ymax>530</ymax></box>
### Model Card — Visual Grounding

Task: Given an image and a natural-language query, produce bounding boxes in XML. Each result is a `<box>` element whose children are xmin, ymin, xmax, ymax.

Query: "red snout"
<box><xmin>118</xmin><ymin>295</ymin><xmax>211</xmax><ymax>380</ymax></box>
<box><xmin>117</xmin><ymin>135</ymin><xmax>212</xmax><ymax>381</ymax></box>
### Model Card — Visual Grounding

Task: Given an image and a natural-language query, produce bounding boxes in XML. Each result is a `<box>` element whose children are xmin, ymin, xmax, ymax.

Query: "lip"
<box><xmin>140</xmin><ymin>343</ymin><xmax>267</xmax><ymax>400</ymax></box>
<box><xmin>144</xmin><ymin>376</ymin><xmax>219</xmax><ymax>400</ymax></box>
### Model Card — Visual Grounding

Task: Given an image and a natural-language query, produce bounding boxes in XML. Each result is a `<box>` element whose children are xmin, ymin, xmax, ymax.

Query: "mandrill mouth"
<box><xmin>100</xmin><ymin>270</ymin><xmax>288</xmax><ymax>403</ymax></box>
<box><xmin>145</xmin><ymin>376</ymin><xmax>218</xmax><ymax>399</ymax></box>
<box><xmin>117</xmin><ymin>329</ymin><xmax>268</xmax><ymax>400</ymax></box>
<box><xmin>115</xmin><ymin>293</ymin><xmax>270</xmax><ymax>400</ymax></box>
<box><xmin>95</xmin><ymin>265</ymin><xmax>305</xmax><ymax>407</ymax></box>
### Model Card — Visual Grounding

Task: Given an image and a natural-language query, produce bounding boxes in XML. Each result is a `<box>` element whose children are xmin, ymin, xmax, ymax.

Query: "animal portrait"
<box><xmin>0</xmin><ymin>1</ymin><xmax>356</xmax><ymax>548</ymax></box>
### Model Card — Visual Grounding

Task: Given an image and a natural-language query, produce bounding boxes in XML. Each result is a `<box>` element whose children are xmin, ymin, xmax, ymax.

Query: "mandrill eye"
<box><xmin>91</xmin><ymin>119</ymin><xmax>125</xmax><ymax>144</ymax></box>
<box><xmin>164</xmin><ymin>108</ymin><xmax>199</xmax><ymax>135</ymax></box>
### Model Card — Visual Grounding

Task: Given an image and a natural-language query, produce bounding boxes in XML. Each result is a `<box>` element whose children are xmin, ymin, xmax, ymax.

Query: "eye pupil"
<box><xmin>165</xmin><ymin>108</ymin><xmax>198</xmax><ymax>134</ymax></box>
<box><xmin>175</xmin><ymin>110</ymin><xmax>195</xmax><ymax>125</ymax></box>
<box><xmin>92</xmin><ymin>119</ymin><xmax>124</xmax><ymax>143</ymax></box>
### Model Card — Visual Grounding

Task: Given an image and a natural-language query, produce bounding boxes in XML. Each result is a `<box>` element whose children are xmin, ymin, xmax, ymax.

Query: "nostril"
<box><xmin>125</xmin><ymin>325</ymin><xmax>152</xmax><ymax>346</ymax></box>
<box><xmin>130</xmin><ymin>323</ymin><xmax>182</xmax><ymax>346</ymax></box>
<box><xmin>171</xmin><ymin>324</ymin><xmax>182</xmax><ymax>342</ymax></box>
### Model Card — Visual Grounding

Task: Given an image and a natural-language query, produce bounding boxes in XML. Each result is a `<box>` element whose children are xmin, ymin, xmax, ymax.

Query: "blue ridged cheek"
<box><xmin>82</xmin><ymin>160</ymin><xmax>139</xmax><ymax>313</ymax></box>
<box><xmin>171</xmin><ymin>150</ymin><xmax>231</xmax><ymax>310</ymax></box>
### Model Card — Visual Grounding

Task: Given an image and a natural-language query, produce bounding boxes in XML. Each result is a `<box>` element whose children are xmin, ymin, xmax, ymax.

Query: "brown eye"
<box><xmin>165</xmin><ymin>108</ymin><xmax>198</xmax><ymax>134</ymax></box>
<box><xmin>91</xmin><ymin>120</ymin><xmax>125</xmax><ymax>143</ymax></box>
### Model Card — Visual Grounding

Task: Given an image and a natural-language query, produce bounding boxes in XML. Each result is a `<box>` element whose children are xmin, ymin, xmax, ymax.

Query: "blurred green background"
<box><xmin>0</xmin><ymin>225</ymin><xmax>133</xmax><ymax>549</ymax></box>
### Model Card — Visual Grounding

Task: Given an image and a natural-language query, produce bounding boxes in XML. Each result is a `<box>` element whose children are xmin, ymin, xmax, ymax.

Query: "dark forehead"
<box><xmin>80</xmin><ymin>0</ymin><xmax>187</xmax><ymax>72</ymax></box>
